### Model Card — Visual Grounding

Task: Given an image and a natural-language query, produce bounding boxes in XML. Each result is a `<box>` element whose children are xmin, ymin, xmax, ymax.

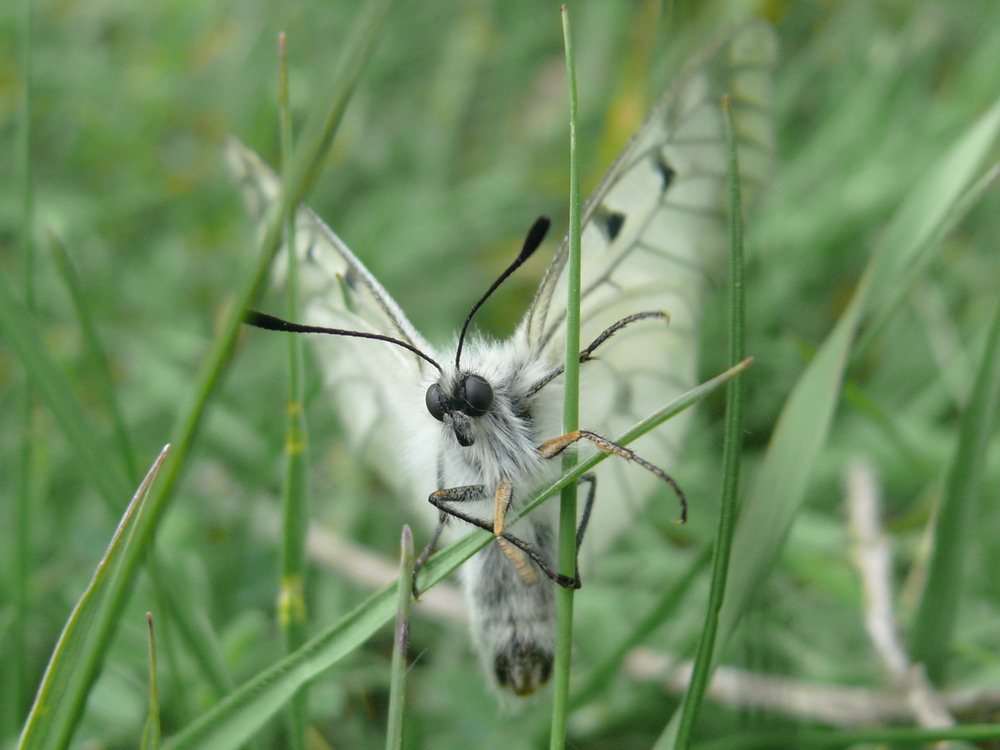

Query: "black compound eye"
<box><xmin>425</xmin><ymin>383</ymin><xmax>446</xmax><ymax>421</ymax></box>
<box><xmin>460</xmin><ymin>374</ymin><xmax>494</xmax><ymax>417</ymax></box>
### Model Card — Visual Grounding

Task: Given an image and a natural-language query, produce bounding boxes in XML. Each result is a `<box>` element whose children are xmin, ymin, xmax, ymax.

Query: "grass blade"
<box><xmin>551</xmin><ymin>5</ymin><xmax>582</xmax><ymax>748</ymax></box>
<box><xmin>141</xmin><ymin>613</ymin><xmax>162</xmax><ymax>750</ymax></box>
<box><xmin>276</xmin><ymin>30</ymin><xmax>311</xmax><ymax>750</ymax></box>
<box><xmin>19</xmin><ymin>447</ymin><xmax>170</xmax><ymax>750</ymax></box>
<box><xmin>385</xmin><ymin>525</ymin><xmax>415</xmax><ymax>750</ymax></box>
<box><xmin>910</xmin><ymin>293</ymin><xmax>1000</xmax><ymax>681</ymax></box>
<box><xmin>673</xmin><ymin>94</ymin><xmax>748</xmax><ymax>748</ymax></box>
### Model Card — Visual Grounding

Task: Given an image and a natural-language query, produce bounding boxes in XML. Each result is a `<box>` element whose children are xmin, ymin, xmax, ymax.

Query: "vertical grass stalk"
<box><xmin>671</xmin><ymin>95</ymin><xmax>747</xmax><ymax>749</ymax></box>
<box><xmin>385</xmin><ymin>526</ymin><xmax>415</xmax><ymax>750</ymax></box>
<box><xmin>141</xmin><ymin>613</ymin><xmax>161</xmax><ymax>750</ymax></box>
<box><xmin>277</xmin><ymin>31</ymin><xmax>311</xmax><ymax>750</ymax></box>
<box><xmin>550</xmin><ymin>5</ymin><xmax>581</xmax><ymax>749</ymax></box>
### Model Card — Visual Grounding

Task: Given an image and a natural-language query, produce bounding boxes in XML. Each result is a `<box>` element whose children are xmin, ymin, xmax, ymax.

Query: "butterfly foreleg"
<box><xmin>412</xmin><ymin>513</ymin><xmax>448</xmax><ymax>599</ymax></box>
<box><xmin>426</xmin><ymin>484</ymin><xmax>491</xmax><ymax>530</ymax></box>
<box><xmin>538</xmin><ymin>431</ymin><xmax>687</xmax><ymax>524</ymax></box>
<box><xmin>575</xmin><ymin>472</ymin><xmax>597</xmax><ymax>549</ymax></box>
<box><xmin>492</xmin><ymin>478</ymin><xmax>540</xmax><ymax>585</ymax></box>
<box><xmin>526</xmin><ymin>311</ymin><xmax>670</xmax><ymax>396</ymax></box>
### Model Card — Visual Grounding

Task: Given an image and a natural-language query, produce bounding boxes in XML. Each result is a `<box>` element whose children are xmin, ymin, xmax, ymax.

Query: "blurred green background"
<box><xmin>2</xmin><ymin>0</ymin><xmax>999</xmax><ymax>747</ymax></box>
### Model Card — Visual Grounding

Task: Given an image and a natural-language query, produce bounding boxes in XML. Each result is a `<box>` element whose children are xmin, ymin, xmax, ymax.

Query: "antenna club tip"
<box><xmin>520</xmin><ymin>215</ymin><xmax>551</xmax><ymax>260</ymax></box>
<box><xmin>244</xmin><ymin>310</ymin><xmax>275</xmax><ymax>328</ymax></box>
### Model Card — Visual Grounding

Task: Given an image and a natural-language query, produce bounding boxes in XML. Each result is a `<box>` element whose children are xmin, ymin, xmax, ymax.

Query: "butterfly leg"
<box><xmin>411</xmin><ymin>513</ymin><xmax>448</xmax><ymax>599</ymax></box>
<box><xmin>492</xmin><ymin>478</ymin><xmax>540</xmax><ymax>585</ymax></box>
<box><xmin>527</xmin><ymin>311</ymin><xmax>671</xmax><ymax>396</ymax></box>
<box><xmin>494</xmin><ymin>473</ymin><xmax>597</xmax><ymax>588</ymax></box>
<box><xmin>538</xmin><ymin>430</ymin><xmax>686</xmax><ymax>523</ymax></box>
<box><xmin>427</xmin><ymin>484</ymin><xmax>580</xmax><ymax>589</ymax></box>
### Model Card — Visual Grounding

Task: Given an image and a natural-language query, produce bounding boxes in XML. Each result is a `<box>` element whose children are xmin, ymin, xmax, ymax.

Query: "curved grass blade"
<box><xmin>19</xmin><ymin>446</ymin><xmax>170</xmax><ymax>750</ymax></box>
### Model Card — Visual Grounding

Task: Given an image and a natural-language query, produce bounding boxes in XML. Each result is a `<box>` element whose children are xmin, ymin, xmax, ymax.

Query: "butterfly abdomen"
<box><xmin>463</xmin><ymin>511</ymin><xmax>558</xmax><ymax>696</ymax></box>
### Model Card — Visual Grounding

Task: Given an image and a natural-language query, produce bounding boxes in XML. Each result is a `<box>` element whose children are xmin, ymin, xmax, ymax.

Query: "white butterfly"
<box><xmin>229</xmin><ymin>22</ymin><xmax>775</xmax><ymax>696</ymax></box>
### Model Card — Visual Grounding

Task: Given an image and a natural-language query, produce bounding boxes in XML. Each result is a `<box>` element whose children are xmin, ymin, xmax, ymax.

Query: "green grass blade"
<box><xmin>551</xmin><ymin>6</ymin><xmax>582</xmax><ymax>748</ymax></box>
<box><xmin>285</xmin><ymin>0</ymin><xmax>395</xmax><ymax>209</ymax></box>
<box><xmin>277</xmin><ymin>30</ymin><xmax>311</xmax><ymax>750</ymax></box>
<box><xmin>656</xmin><ymin>264</ymin><xmax>868</xmax><ymax>749</ymax></box>
<box><xmin>140</xmin><ymin>613</ymin><xmax>162</xmax><ymax>750</ymax></box>
<box><xmin>164</xmin><ymin>582</ymin><xmax>401</xmax><ymax>750</ymax></box>
<box><xmin>673</xmin><ymin>94</ymin><xmax>748</xmax><ymax>749</ymax></box>
<box><xmin>19</xmin><ymin>447</ymin><xmax>170</xmax><ymax>750</ymax></box>
<box><xmin>385</xmin><ymin>526</ymin><xmax>415</xmax><ymax>750</ymax></box>
<box><xmin>854</xmin><ymin>162</ymin><xmax>1000</xmax><ymax>360</ymax></box>
<box><xmin>910</xmin><ymin>292</ymin><xmax>1000</xmax><ymax>681</ymax></box>
<box><xmin>858</xmin><ymin>98</ymin><xmax>1000</xmax><ymax>317</ymax></box>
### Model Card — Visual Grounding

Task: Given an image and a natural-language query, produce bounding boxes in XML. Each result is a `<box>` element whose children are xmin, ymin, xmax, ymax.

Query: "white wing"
<box><xmin>520</xmin><ymin>22</ymin><xmax>777</xmax><ymax>546</ymax></box>
<box><xmin>227</xmin><ymin>141</ymin><xmax>437</xmax><ymax>498</ymax></box>
<box><xmin>228</xmin><ymin>21</ymin><xmax>776</xmax><ymax>539</ymax></box>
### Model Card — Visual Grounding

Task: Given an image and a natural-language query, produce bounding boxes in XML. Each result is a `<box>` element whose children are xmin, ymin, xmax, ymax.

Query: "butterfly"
<box><xmin>229</xmin><ymin>22</ymin><xmax>775</xmax><ymax>696</ymax></box>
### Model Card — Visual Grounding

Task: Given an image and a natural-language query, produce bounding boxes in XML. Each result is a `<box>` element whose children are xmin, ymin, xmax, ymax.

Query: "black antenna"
<box><xmin>454</xmin><ymin>215</ymin><xmax>550</xmax><ymax>370</ymax></box>
<box><xmin>246</xmin><ymin>310</ymin><xmax>443</xmax><ymax>374</ymax></box>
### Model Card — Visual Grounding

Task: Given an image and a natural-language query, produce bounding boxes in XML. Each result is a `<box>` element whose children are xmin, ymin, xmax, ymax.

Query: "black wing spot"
<box><xmin>596</xmin><ymin>207</ymin><xmax>627</xmax><ymax>242</ymax></box>
<box><xmin>343</xmin><ymin>265</ymin><xmax>360</xmax><ymax>290</ymax></box>
<box><xmin>656</xmin><ymin>153</ymin><xmax>676</xmax><ymax>194</ymax></box>
<box><xmin>304</xmin><ymin>239</ymin><xmax>318</xmax><ymax>262</ymax></box>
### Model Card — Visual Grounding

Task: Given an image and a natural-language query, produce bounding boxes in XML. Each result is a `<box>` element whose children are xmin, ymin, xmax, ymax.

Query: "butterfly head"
<box><xmin>423</xmin><ymin>216</ymin><xmax>549</xmax><ymax>448</ymax></box>
<box><xmin>425</xmin><ymin>372</ymin><xmax>494</xmax><ymax>447</ymax></box>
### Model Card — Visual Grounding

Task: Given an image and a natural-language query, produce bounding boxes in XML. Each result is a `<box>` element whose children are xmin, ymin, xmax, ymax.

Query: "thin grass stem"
<box><xmin>671</xmin><ymin>94</ymin><xmax>747</xmax><ymax>749</ymax></box>
<box><xmin>385</xmin><ymin>525</ymin><xmax>414</xmax><ymax>750</ymax></box>
<box><xmin>551</xmin><ymin>6</ymin><xmax>581</xmax><ymax>747</ymax></box>
<box><xmin>277</xmin><ymin>30</ymin><xmax>311</xmax><ymax>750</ymax></box>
